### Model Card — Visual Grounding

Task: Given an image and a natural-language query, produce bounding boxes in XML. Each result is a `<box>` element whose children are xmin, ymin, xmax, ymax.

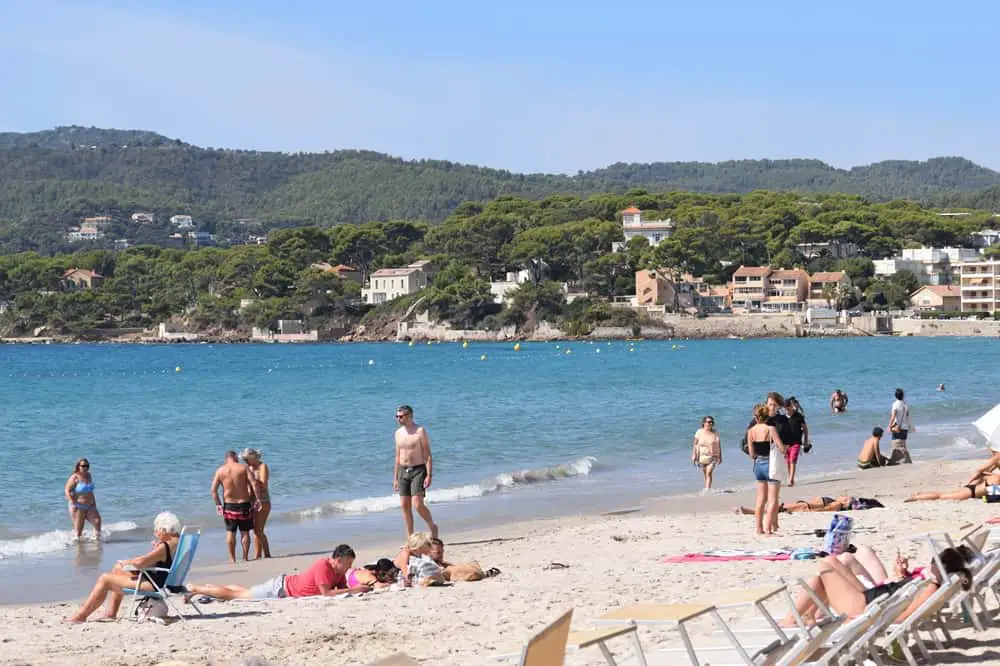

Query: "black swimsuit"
<box><xmin>145</xmin><ymin>542</ymin><xmax>174</xmax><ymax>588</ymax></box>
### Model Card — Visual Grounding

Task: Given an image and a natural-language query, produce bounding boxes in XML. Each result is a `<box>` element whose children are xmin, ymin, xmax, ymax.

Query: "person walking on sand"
<box><xmin>692</xmin><ymin>416</ymin><xmax>721</xmax><ymax>492</ymax></box>
<box><xmin>65</xmin><ymin>458</ymin><xmax>102</xmax><ymax>539</ymax></box>
<box><xmin>888</xmin><ymin>388</ymin><xmax>915</xmax><ymax>465</ymax></box>
<box><xmin>394</xmin><ymin>404</ymin><xmax>438</xmax><ymax>538</ymax></box>
<box><xmin>241</xmin><ymin>448</ymin><xmax>271</xmax><ymax>559</ymax></box>
<box><xmin>783</xmin><ymin>397</ymin><xmax>808</xmax><ymax>487</ymax></box>
<box><xmin>211</xmin><ymin>450</ymin><xmax>262</xmax><ymax>563</ymax></box>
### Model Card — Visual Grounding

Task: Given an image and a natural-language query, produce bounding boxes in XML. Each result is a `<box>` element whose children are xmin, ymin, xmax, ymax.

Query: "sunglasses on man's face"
<box><xmin>396</xmin><ymin>413</ymin><xmax>407</xmax><ymax>419</ymax></box>
<box><xmin>79</xmin><ymin>464</ymin><xmax>90</xmax><ymax>468</ymax></box>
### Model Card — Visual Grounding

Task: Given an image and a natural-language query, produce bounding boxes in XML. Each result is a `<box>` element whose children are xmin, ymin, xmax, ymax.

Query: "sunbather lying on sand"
<box><xmin>733</xmin><ymin>496</ymin><xmax>883</xmax><ymax>514</ymax></box>
<box><xmin>904</xmin><ymin>469</ymin><xmax>1000</xmax><ymax>502</ymax></box>
<box><xmin>187</xmin><ymin>544</ymin><xmax>371</xmax><ymax>600</ymax></box>
<box><xmin>430</xmin><ymin>537</ymin><xmax>500</xmax><ymax>581</ymax></box>
<box><xmin>781</xmin><ymin>545</ymin><xmax>972</xmax><ymax>625</ymax></box>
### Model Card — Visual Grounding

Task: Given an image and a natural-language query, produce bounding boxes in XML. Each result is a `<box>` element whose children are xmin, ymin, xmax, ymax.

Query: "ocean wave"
<box><xmin>294</xmin><ymin>457</ymin><xmax>597</xmax><ymax>518</ymax></box>
<box><xmin>0</xmin><ymin>521</ymin><xmax>139</xmax><ymax>560</ymax></box>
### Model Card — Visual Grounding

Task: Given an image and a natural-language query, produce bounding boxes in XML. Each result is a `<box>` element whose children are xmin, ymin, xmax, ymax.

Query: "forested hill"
<box><xmin>2</xmin><ymin>126</ymin><xmax>1000</xmax><ymax>252</ymax></box>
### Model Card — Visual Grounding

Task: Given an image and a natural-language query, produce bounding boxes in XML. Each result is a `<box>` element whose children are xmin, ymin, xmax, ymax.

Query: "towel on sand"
<box><xmin>664</xmin><ymin>547</ymin><xmax>817</xmax><ymax>563</ymax></box>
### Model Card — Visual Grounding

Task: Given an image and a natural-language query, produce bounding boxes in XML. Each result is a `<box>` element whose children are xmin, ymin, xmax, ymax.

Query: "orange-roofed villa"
<box><xmin>614</xmin><ymin>206</ymin><xmax>674</xmax><ymax>250</ymax></box>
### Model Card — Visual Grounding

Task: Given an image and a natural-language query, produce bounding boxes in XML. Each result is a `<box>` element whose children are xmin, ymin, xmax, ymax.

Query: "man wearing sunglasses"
<box><xmin>393</xmin><ymin>404</ymin><xmax>438</xmax><ymax>538</ymax></box>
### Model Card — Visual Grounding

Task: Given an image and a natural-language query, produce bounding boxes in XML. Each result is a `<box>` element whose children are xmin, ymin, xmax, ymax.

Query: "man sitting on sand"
<box><xmin>186</xmin><ymin>544</ymin><xmax>372</xmax><ymax>600</ymax></box>
<box><xmin>734</xmin><ymin>495</ymin><xmax>884</xmax><ymax>514</ymax></box>
<box><xmin>857</xmin><ymin>427</ymin><xmax>888</xmax><ymax>469</ymax></box>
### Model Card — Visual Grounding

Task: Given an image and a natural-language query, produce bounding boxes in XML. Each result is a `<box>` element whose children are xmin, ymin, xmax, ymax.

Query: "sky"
<box><xmin>1</xmin><ymin>0</ymin><xmax>999</xmax><ymax>173</ymax></box>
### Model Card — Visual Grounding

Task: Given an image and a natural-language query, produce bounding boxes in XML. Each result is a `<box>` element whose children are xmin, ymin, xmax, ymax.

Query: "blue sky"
<box><xmin>1</xmin><ymin>0</ymin><xmax>998</xmax><ymax>172</ymax></box>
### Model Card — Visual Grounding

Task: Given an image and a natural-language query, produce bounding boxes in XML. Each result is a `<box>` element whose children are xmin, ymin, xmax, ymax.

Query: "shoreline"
<box><xmin>6</xmin><ymin>457</ymin><xmax>1000</xmax><ymax>664</ymax></box>
<box><xmin>5</xmin><ymin>314</ymin><xmax>1000</xmax><ymax>344</ymax></box>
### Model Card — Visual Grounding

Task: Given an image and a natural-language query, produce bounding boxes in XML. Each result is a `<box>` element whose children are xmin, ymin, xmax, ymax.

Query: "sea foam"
<box><xmin>295</xmin><ymin>456</ymin><xmax>597</xmax><ymax>518</ymax></box>
<box><xmin>0</xmin><ymin>521</ymin><xmax>139</xmax><ymax>560</ymax></box>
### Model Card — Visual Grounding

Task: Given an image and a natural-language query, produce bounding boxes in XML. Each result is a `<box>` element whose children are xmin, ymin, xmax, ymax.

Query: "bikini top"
<box><xmin>74</xmin><ymin>479</ymin><xmax>95</xmax><ymax>494</ymax></box>
<box><xmin>748</xmin><ymin>426</ymin><xmax>772</xmax><ymax>457</ymax></box>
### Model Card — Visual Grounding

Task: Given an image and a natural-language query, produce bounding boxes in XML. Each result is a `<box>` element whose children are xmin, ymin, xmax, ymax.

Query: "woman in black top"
<box><xmin>784</xmin><ymin>397</ymin><xmax>809</xmax><ymax>487</ymax></box>
<box><xmin>66</xmin><ymin>512</ymin><xmax>181</xmax><ymax>622</ymax></box>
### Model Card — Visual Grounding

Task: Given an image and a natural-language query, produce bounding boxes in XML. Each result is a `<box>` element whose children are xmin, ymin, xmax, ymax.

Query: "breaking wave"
<box><xmin>0</xmin><ymin>521</ymin><xmax>140</xmax><ymax>560</ymax></box>
<box><xmin>294</xmin><ymin>457</ymin><xmax>597</xmax><ymax>518</ymax></box>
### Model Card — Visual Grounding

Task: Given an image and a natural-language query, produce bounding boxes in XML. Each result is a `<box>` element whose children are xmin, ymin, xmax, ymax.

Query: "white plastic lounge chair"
<box><xmin>872</xmin><ymin>576</ymin><xmax>963</xmax><ymax>666</ymax></box>
<box><xmin>795</xmin><ymin>579</ymin><xmax>926</xmax><ymax>666</ymax></box>
<box><xmin>124</xmin><ymin>526</ymin><xmax>203</xmax><ymax>622</ymax></box>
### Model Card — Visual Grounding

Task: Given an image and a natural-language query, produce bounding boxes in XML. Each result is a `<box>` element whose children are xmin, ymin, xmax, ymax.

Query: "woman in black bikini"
<box><xmin>782</xmin><ymin>546</ymin><xmax>972</xmax><ymax>626</ymax></box>
<box><xmin>904</xmin><ymin>469</ymin><xmax>1000</xmax><ymax>502</ymax></box>
<box><xmin>66</xmin><ymin>512</ymin><xmax>182</xmax><ymax>622</ymax></box>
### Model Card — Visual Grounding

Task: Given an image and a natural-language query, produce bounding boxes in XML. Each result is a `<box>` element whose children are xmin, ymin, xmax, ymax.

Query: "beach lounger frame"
<box><xmin>909</xmin><ymin>525</ymin><xmax>987</xmax><ymax>632</ymax></box>
<box><xmin>517</xmin><ymin>608</ymin><xmax>573</xmax><ymax>666</ymax></box>
<box><xmin>870</xmin><ymin>576</ymin><xmax>963</xmax><ymax>666</ymax></box>
<box><xmin>123</xmin><ymin>526</ymin><xmax>203</xmax><ymax>622</ymax></box>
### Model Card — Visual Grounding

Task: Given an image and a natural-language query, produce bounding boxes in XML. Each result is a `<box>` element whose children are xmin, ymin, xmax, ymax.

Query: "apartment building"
<box><xmin>956</xmin><ymin>260</ymin><xmax>1000</xmax><ymax>312</ymax></box>
<box><xmin>874</xmin><ymin>247</ymin><xmax>981</xmax><ymax>285</ymax></box>
<box><xmin>730</xmin><ymin>266</ymin><xmax>810</xmax><ymax>313</ymax></box>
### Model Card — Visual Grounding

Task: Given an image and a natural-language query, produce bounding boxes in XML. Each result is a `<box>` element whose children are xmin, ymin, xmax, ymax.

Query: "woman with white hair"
<box><xmin>65</xmin><ymin>512</ymin><xmax>182</xmax><ymax>622</ymax></box>
<box><xmin>241</xmin><ymin>448</ymin><xmax>271</xmax><ymax>559</ymax></box>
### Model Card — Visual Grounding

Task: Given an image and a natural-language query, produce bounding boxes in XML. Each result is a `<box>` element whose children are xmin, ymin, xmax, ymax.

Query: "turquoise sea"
<box><xmin>0</xmin><ymin>338</ymin><xmax>995</xmax><ymax>603</ymax></box>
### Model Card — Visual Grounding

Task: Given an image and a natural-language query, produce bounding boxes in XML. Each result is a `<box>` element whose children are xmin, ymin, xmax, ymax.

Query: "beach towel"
<box><xmin>663</xmin><ymin>547</ymin><xmax>817</xmax><ymax>563</ymax></box>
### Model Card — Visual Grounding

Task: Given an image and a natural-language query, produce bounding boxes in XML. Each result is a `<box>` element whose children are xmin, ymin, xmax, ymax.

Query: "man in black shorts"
<box><xmin>211</xmin><ymin>450</ymin><xmax>261</xmax><ymax>562</ymax></box>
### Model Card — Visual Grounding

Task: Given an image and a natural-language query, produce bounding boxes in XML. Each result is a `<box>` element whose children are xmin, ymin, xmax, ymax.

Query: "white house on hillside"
<box><xmin>170</xmin><ymin>214</ymin><xmax>195</xmax><ymax>229</ymax></box>
<box><xmin>612</xmin><ymin>206</ymin><xmax>674</xmax><ymax>251</ymax></box>
<box><xmin>362</xmin><ymin>261</ymin><xmax>437</xmax><ymax>305</ymax></box>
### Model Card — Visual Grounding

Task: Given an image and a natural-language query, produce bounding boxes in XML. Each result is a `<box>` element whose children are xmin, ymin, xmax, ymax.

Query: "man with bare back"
<box><xmin>212</xmin><ymin>450</ymin><xmax>262</xmax><ymax>563</ymax></box>
<box><xmin>393</xmin><ymin>404</ymin><xmax>438</xmax><ymax>538</ymax></box>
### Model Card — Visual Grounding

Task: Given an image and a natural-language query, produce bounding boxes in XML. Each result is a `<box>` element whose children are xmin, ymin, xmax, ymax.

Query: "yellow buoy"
<box><xmin>462</xmin><ymin>341</ymin><xmax>469</xmax><ymax>348</ymax></box>
<box><xmin>480</xmin><ymin>354</ymin><xmax>487</xmax><ymax>361</ymax></box>
<box><xmin>175</xmin><ymin>366</ymin><xmax>181</xmax><ymax>372</ymax></box>
<box><xmin>565</xmin><ymin>348</ymin><xmax>572</xmax><ymax>355</ymax></box>
<box><xmin>408</xmin><ymin>340</ymin><xmax>414</xmax><ymax>347</ymax></box>
<box><xmin>513</xmin><ymin>343</ymin><xmax>521</xmax><ymax>351</ymax></box>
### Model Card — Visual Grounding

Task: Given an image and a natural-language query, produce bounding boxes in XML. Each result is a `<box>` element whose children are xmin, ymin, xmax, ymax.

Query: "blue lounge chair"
<box><xmin>124</xmin><ymin>526</ymin><xmax>203</xmax><ymax>622</ymax></box>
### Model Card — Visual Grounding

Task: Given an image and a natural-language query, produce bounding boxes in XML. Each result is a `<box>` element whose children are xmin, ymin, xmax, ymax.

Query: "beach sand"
<box><xmin>4</xmin><ymin>459</ymin><xmax>1000</xmax><ymax>665</ymax></box>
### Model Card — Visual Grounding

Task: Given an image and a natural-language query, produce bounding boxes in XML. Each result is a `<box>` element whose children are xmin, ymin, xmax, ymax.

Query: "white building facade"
<box><xmin>612</xmin><ymin>207</ymin><xmax>674</xmax><ymax>251</ymax></box>
<box><xmin>956</xmin><ymin>259</ymin><xmax>1000</xmax><ymax>313</ymax></box>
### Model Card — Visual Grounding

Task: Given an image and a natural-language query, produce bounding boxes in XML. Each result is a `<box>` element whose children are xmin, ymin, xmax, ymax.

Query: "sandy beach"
<box><xmin>4</xmin><ymin>459</ymin><xmax>1000</xmax><ymax>665</ymax></box>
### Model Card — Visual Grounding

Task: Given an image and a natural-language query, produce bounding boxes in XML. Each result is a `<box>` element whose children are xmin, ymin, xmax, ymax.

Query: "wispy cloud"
<box><xmin>1</xmin><ymin>0</ymin><xmax>998</xmax><ymax>172</ymax></box>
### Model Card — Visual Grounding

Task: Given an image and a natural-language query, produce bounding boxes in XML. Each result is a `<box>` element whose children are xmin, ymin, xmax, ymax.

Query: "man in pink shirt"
<box><xmin>187</xmin><ymin>544</ymin><xmax>369</xmax><ymax>600</ymax></box>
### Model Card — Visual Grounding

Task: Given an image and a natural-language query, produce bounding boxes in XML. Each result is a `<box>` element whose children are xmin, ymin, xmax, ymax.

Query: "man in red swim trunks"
<box><xmin>211</xmin><ymin>450</ymin><xmax>262</xmax><ymax>563</ymax></box>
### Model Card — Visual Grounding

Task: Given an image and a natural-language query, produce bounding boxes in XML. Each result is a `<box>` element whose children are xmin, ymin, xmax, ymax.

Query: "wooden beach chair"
<box><xmin>367</xmin><ymin>654</ymin><xmax>422</xmax><ymax>666</ymax></box>
<box><xmin>123</xmin><ymin>526</ymin><xmax>203</xmax><ymax>622</ymax></box>
<box><xmin>492</xmin><ymin>610</ymin><xmax>645</xmax><ymax>666</ymax></box>
<box><xmin>518</xmin><ymin>608</ymin><xmax>574</xmax><ymax>666</ymax></box>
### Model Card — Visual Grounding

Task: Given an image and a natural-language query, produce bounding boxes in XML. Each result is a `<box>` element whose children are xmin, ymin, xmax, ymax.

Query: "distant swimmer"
<box><xmin>937</xmin><ymin>384</ymin><xmax>946</xmax><ymax>391</ymax></box>
<box><xmin>211</xmin><ymin>450</ymin><xmax>262</xmax><ymax>563</ymax></box>
<box><xmin>857</xmin><ymin>427</ymin><xmax>888</xmax><ymax>469</ymax></box>
<box><xmin>692</xmin><ymin>416</ymin><xmax>722</xmax><ymax>492</ymax></box>
<box><xmin>830</xmin><ymin>389</ymin><xmax>849</xmax><ymax>414</ymax></box>
<box><xmin>65</xmin><ymin>458</ymin><xmax>102</xmax><ymax>539</ymax></box>
<box><xmin>394</xmin><ymin>404</ymin><xmax>438</xmax><ymax>539</ymax></box>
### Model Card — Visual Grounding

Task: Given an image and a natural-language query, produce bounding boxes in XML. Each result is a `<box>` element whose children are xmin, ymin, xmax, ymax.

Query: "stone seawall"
<box><xmin>889</xmin><ymin>318</ymin><xmax>1000</xmax><ymax>337</ymax></box>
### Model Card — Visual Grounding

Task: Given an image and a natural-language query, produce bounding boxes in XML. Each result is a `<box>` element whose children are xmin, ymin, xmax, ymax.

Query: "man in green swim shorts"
<box><xmin>393</xmin><ymin>404</ymin><xmax>439</xmax><ymax>539</ymax></box>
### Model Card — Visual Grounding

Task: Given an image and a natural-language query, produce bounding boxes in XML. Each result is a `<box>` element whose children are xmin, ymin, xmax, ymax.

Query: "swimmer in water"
<box><xmin>830</xmin><ymin>389</ymin><xmax>848</xmax><ymax>414</ymax></box>
<box><xmin>937</xmin><ymin>384</ymin><xmax>945</xmax><ymax>391</ymax></box>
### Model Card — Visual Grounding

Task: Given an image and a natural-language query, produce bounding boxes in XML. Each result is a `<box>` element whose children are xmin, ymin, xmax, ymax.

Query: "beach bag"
<box><xmin>408</xmin><ymin>555</ymin><xmax>446</xmax><ymax>586</ymax></box>
<box><xmin>133</xmin><ymin>597</ymin><xmax>168</xmax><ymax>623</ymax></box>
<box><xmin>768</xmin><ymin>444</ymin><xmax>787</xmax><ymax>484</ymax></box>
<box><xmin>823</xmin><ymin>514</ymin><xmax>853</xmax><ymax>555</ymax></box>
<box><xmin>985</xmin><ymin>485</ymin><xmax>1000</xmax><ymax>504</ymax></box>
